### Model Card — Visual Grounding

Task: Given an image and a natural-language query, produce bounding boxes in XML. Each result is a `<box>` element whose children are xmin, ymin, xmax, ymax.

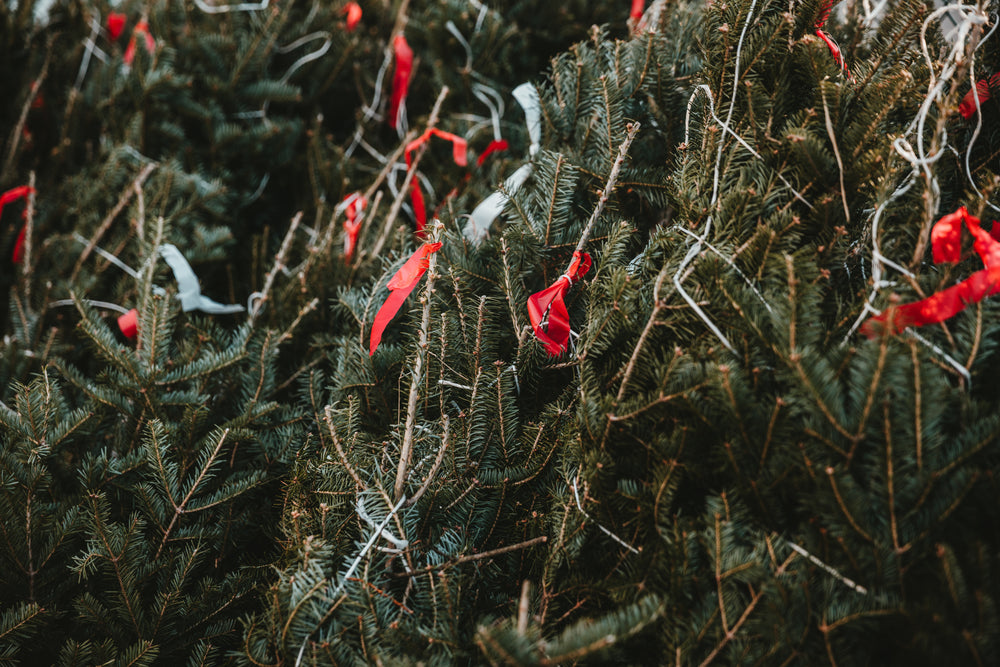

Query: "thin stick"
<box><xmin>249</xmin><ymin>211</ymin><xmax>303</xmax><ymax>320</ymax></box>
<box><xmin>71</xmin><ymin>163</ymin><xmax>157</xmax><ymax>283</ymax></box>
<box><xmin>572</xmin><ymin>122</ymin><xmax>640</xmax><ymax>259</ymax></box>
<box><xmin>1</xmin><ymin>36</ymin><xmax>52</xmax><ymax>183</ymax></box>
<box><xmin>370</xmin><ymin>86</ymin><xmax>449</xmax><ymax>262</ymax></box>
<box><xmin>394</xmin><ymin>536</ymin><xmax>548</xmax><ymax>578</ymax></box>
<box><xmin>394</xmin><ymin>221</ymin><xmax>443</xmax><ymax>502</ymax></box>
<box><xmin>404</xmin><ymin>415</ymin><xmax>449</xmax><ymax>507</ymax></box>
<box><xmin>21</xmin><ymin>172</ymin><xmax>36</xmax><ymax>303</ymax></box>
<box><xmin>821</xmin><ymin>84</ymin><xmax>850</xmax><ymax>225</ymax></box>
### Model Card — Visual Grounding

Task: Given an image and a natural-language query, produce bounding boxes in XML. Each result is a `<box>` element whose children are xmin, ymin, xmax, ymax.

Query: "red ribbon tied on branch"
<box><xmin>959</xmin><ymin>72</ymin><xmax>1000</xmax><ymax>119</ymax></box>
<box><xmin>2</xmin><ymin>186</ymin><xmax>35</xmax><ymax>264</ymax></box>
<box><xmin>342</xmin><ymin>193</ymin><xmax>367</xmax><ymax>263</ymax></box>
<box><xmin>630</xmin><ymin>0</ymin><xmax>645</xmax><ymax>23</ymax></box>
<box><xmin>343</xmin><ymin>2</ymin><xmax>362</xmax><ymax>32</ymax></box>
<box><xmin>404</xmin><ymin>128</ymin><xmax>468</xmax><ymax>232</ymax></box>
<box><xmin>527</xmin><ymin>251</ymin><xmax>592</xmax><ymax>356</ymax></box>
<box><xmin>389</xmin><ymin>34</ymin><xmax>414</xmax><ymax>129</ymax></box>
<box><xmin>107</xmin><ymin>12</ymin><xmax>127</xmax><ymax>41</ymax></box>
<box><xmin>124</xmin><ymin>19</ymin><xmax>155</xmax><ymax>67</ymax></box>
<box><xmin>814</xmin><ymin>1</ymin><xmax>849</xmax><ymax>76</ymax></box>
<box><xmin>370</xmin><ymin>242</ymin><xmax>442</xmax><ymax>355</ymax></box>
<box><xmin>861</xmin><ymin>207</ymin><xmax>1000</xmax><ymax>337</ymax></box>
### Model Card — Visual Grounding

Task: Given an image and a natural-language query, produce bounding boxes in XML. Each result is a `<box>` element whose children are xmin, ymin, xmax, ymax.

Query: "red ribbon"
<box><xmin>370</xmin><ymin>242</ymin><xmax>442</xmax><ymax>355</ymax></box>
<box><xmin>630</xmin><ymin>0</ymin><xmax>645</xmax><ymax>22</ymax></box>
<box><xmin>814</xmin><ymin>1</ymin><xmax>849</xmax><ymax>76</ymax></box>
<box><xmin>959</xmin><ymin>72</ymin><xmax>1000</xmax><ymax>119</ymax></box>
<box><xmin>404</xmin><ymin>128</ymin><xmax>468</xmax><ymax>232</ymax></box>
<box><xmin>389</xmin><ymin>34</ymin><xmax>414</xmax><ymax>129</ymax></box>
<box><xmin>2</xmin><ymin>186</ymin><xmax>35</xmax><ymax>263</ymax></box>
<box><xmin>124</xmin><ymin>19</ymin><xmax>155</xmax><ymax>67</ymax></box>
<box><xmin>527</xmin><ymin>251</ymin><xmax>591</xmax><ymax>356</ymax></box>
<box><xmin>343</xmin><ymin>2</ymin><xmax>362</xmax><ymax>32</ymax></box>
<box><xmin>343</xmin><ymin>193</ymin><xmax>367</xmax><ymax>263</ymax></box>
<box><xmin>118</xmin><ymin>309</ymin><xmax>139</xmax><ymax>340</ymax></box>
<box><xmin>476</xmin><ymin>139</ymin><xmax>509</xmax><ymax>167</ymax></box>
<box><xmin>107</xmin><ymin>12</ymin><xmax>127</xmax><ymax>41</ymax></box>
<box><xmin>861</xmin><ymin>207</ymin><xmax>1000</xmax><ymax>337</ymax></box>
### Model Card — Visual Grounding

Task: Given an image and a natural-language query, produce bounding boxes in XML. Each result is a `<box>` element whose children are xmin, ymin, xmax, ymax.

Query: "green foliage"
<box><xmin>4</xmin><ymin>0</ymin><xmax>1000</xmax><ymax>664</ymax></box>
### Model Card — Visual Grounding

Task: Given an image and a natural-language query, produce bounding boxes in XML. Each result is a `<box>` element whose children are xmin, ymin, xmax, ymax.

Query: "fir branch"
<box><xmin>70</xmin><ymin>163</ymin><xmax>157</xmax><ymax>284</ymax></box>
<box><xmin>571</xmin><ymin>121</ymin><xmax>640</xmax><ymax>259</ymax></box>
<box><xmin>1</xmin><ymin>36</ymin><xmax>52</xmax><ymax>183</ymax></box>
<box><xmin>394</xmin><ymin>221</ymin><xmax>442</xmax><ymax>503</ymax></box>
<box><xmin>249</xmin><ymin>211</ymin><xmax>303</xmax><ymax>321</ymax></box>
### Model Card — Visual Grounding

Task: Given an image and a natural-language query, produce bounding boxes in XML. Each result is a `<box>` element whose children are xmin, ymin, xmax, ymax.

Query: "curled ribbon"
<box><xmin>370</xmin><ymin>241</ymin><xmax>442</xmax><ymax>355</ymax></box>
<box><xmin>861</xmin><ymin>207</ymin><xmax>1000</xmax><ymax>337</ymax></box>
<box><xmin>404</xmin><ymin>128</ymin><xmax>468</xmax><ymax>232</ymax></box>
<box><xmin>389</xmin><ymin>34</ymin><xmax>414</xmax><ymax>129</ymax></box>
<box><xmin>527</xmin><ymin>251</ymin><xmax>591</xmax><ymax>356</ymax></box>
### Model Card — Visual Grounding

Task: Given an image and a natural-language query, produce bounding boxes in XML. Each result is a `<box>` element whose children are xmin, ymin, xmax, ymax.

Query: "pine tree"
<box><xmin>4</xmin><ymin>0</ymin><xmax>1000</xmax><ymax>664</ymax></box>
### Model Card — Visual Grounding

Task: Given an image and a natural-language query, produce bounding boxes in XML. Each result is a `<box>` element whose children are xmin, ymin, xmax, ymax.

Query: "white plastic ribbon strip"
<box><xmin>160</xmin><ymin>244</ymin><xmax>244</xmax><ymax>314</ymax></box>
<box><xmin>462</xmin><ymin>82</ymin><xmax>541</xmax><ymax>243</ymax></box>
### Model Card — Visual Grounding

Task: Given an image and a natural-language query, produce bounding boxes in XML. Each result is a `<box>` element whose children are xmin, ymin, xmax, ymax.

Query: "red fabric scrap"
<box><xmin>107</xmin><ymin>12</ymin><xmax>127</xmax><ymax>41</ymax></box>
<box><xmin>630</xmin><ymin>0</ymin><xmax>645</xmax><ymax>23</ymax></box>
<box><xmin>476</xmin><ymin>139</ymin><xmax>509</xmax><ymax>167</ymax></box>
<box><xmin>527</xmin><ymin>251</ymin><xmax>592</xmax><ymax>356</ymax></box>
<box><xmin>344</xmin><ymin>2</ymin><xmax>362</xmax><ymax>32</ymax></box>
<box><xmin>2</xmin><ymin>186</ymin><xmax>35</xmax><ymax>264</ymax></box>
<box><xmin>959</xmin><ymin>72</ymin><xmax>1000</xmax><ymax>119</ymax></box>
<box><xmin>124</xmin><ymin>19</ymin><xmax>155</xmax><ymax>67</ymax></box>
<box><xmin>404</xmin><ymin>128</ymin><xmax>468</xmax><ymax>232</ymax></box>
<box><xmin>814</xmin><ymin>1</ymin><xmax>849</xmax><ymax>76</ymax></box>
<box><xmin>861</xmin><ymin>207</ymin><xmax>1000</xmax><ymax>337</ymax></box>
<box><xmin>343</xmin><ymin>193</ymin><xmax>367</xmax><ymax>263</ymax></box>
<box><xmin>370</xmin><ymin>242</ymin><xmax>442</xmax><ymax>355</ymax></box>
<box><xmin>388</xmin><ymin>34</ymin><xmax>414</xmax><ymax>129</ymax></box>
<box><xmin>118</xmin><ymin>309</ymin><xmax>139</xmax><ymax>339</ymax></box>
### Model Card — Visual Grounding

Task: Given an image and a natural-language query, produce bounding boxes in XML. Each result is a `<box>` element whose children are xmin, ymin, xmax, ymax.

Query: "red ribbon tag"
<box><xmin>370</xmin><ymin>242</ymin><xmax>443</xmax><ymax>355</ymax></box>
<box><xmin>630</xmin><ymin>0</ymin><xmax>645</xmax><ymax>23</ymax></box>
<box><xmin>861</xmin><ymin>207</ymin><xmax>1000</xmax><ymax>337</ymax></box>
<box><xmin>404</xmin><ymin>128</ymin><xmax>468</xmax><ymax>232</ymax></box>
<box><xmin>389</xmin><ymin>34</ymin><xmax>414</xmax><ymax>129</ymax></box>
<box><xmin>2</xmin><ymin>186</ymin><xmax>35</xmax><ymax>264</ymax></box>
<box><xmin>959</xmin><ymin>72</ymin><xmax>1000</xmax><ymax>119</ymax></box>
<box><xmin>124</xmin><ymin>19</ymin><xmax>155</xmax><ymax>67</ymax></box>
<box><xmin>476</xmin><ymin>139</ymin><xmax>509</xmax><ymax>167</ymax></box>
<box><xmin>343</xmin><ymin>2</ymin><xmax>362</xmax><ymax>32</ymax></box>
<box><xmin>107</xmin><ymin>12</ymin><xmax>127</xmax><ymax>41</ymax></box>
<box><xmin>527</xmin><ymin>251</ymin><xmax>591</xmax><ymax>356</ymax></box>
<box><xmin>117</xmin><ymin>308</ymin><xmax>139</xmax><ymax>339</ymax></box>
<box><xmin>343</xmin><ymin>193</ymin><xmax>367</xmax><ymax>263</ymax></box>
<box><xmin>813</xmin><ymin>1</ymin><xmax>849</xmax><ymax>77</ymax></box>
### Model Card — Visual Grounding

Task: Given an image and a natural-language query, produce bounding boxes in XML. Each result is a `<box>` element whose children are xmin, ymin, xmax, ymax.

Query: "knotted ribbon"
<box><xmin>527</xmin><ymin>250</ymin><xmax>591</xmax><ymax>356</ymax></box>
<box><xmin>861</xmin><ymin>207</ymin><xmax>1000</xmax><ymax>337</ymax></box>
<box><xmin>370</xmin><ymin>242</ymin><xmax>442</xmax><ymax>355</ymax></box>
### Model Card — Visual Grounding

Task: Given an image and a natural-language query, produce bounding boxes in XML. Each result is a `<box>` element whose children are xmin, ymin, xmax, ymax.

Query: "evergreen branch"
<box><xmin>323</xmin><ymin>405</ymin><xmax>364</xmax><ymax>490</ymax></box>
<box><xmin>394</xmin><ymin>221</ymin><xmax>442</xmax><ymax>503</ymax></box>
<box><xmin>571</xmin><ymin>121</ymin><xmax>640</xmax><ymax>259</ymax></box>
<box><xmin>156</xmin><ymin>429</ymin><xmax>230</xmax><ymax>560</ymax></box>
<box><xmin>19</xmin><ymin>172</ymin><xmax>36</xmax><ymax>303</ymax></box>
<box><xmin>70</xmin><ymin>163</ymin><xmax>156</xmax><ymax>284</ymax></box>
<box><xmin>249</xmin><ymin>212</ymin><xmax>303</xmax><ymax>321</ymax></box>
<box><xmin>404</xmin><ymin>415</ymin><xmax>449</xmax><ymax>507</ymax></box>
<box><xmin>396</xmin><ymin>536</ymin><xmax>547</xmax><ymax>578</ymax></box>
<box><xmin>1</xmin><ymin>36</ymin><xmax>51</xmax><ymax>183</ymax></box>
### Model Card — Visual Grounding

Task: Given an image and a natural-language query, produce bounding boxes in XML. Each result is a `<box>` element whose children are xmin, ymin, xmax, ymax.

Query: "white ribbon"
<box><xmin>462</xmin><ymin>83</ymin><xmax>541</xmax><ymax>243</ymax></box>
<box><xmin>160</xmin><ymin>244</ymin><xmax>244</xmax><ymax>314</ymax></box>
